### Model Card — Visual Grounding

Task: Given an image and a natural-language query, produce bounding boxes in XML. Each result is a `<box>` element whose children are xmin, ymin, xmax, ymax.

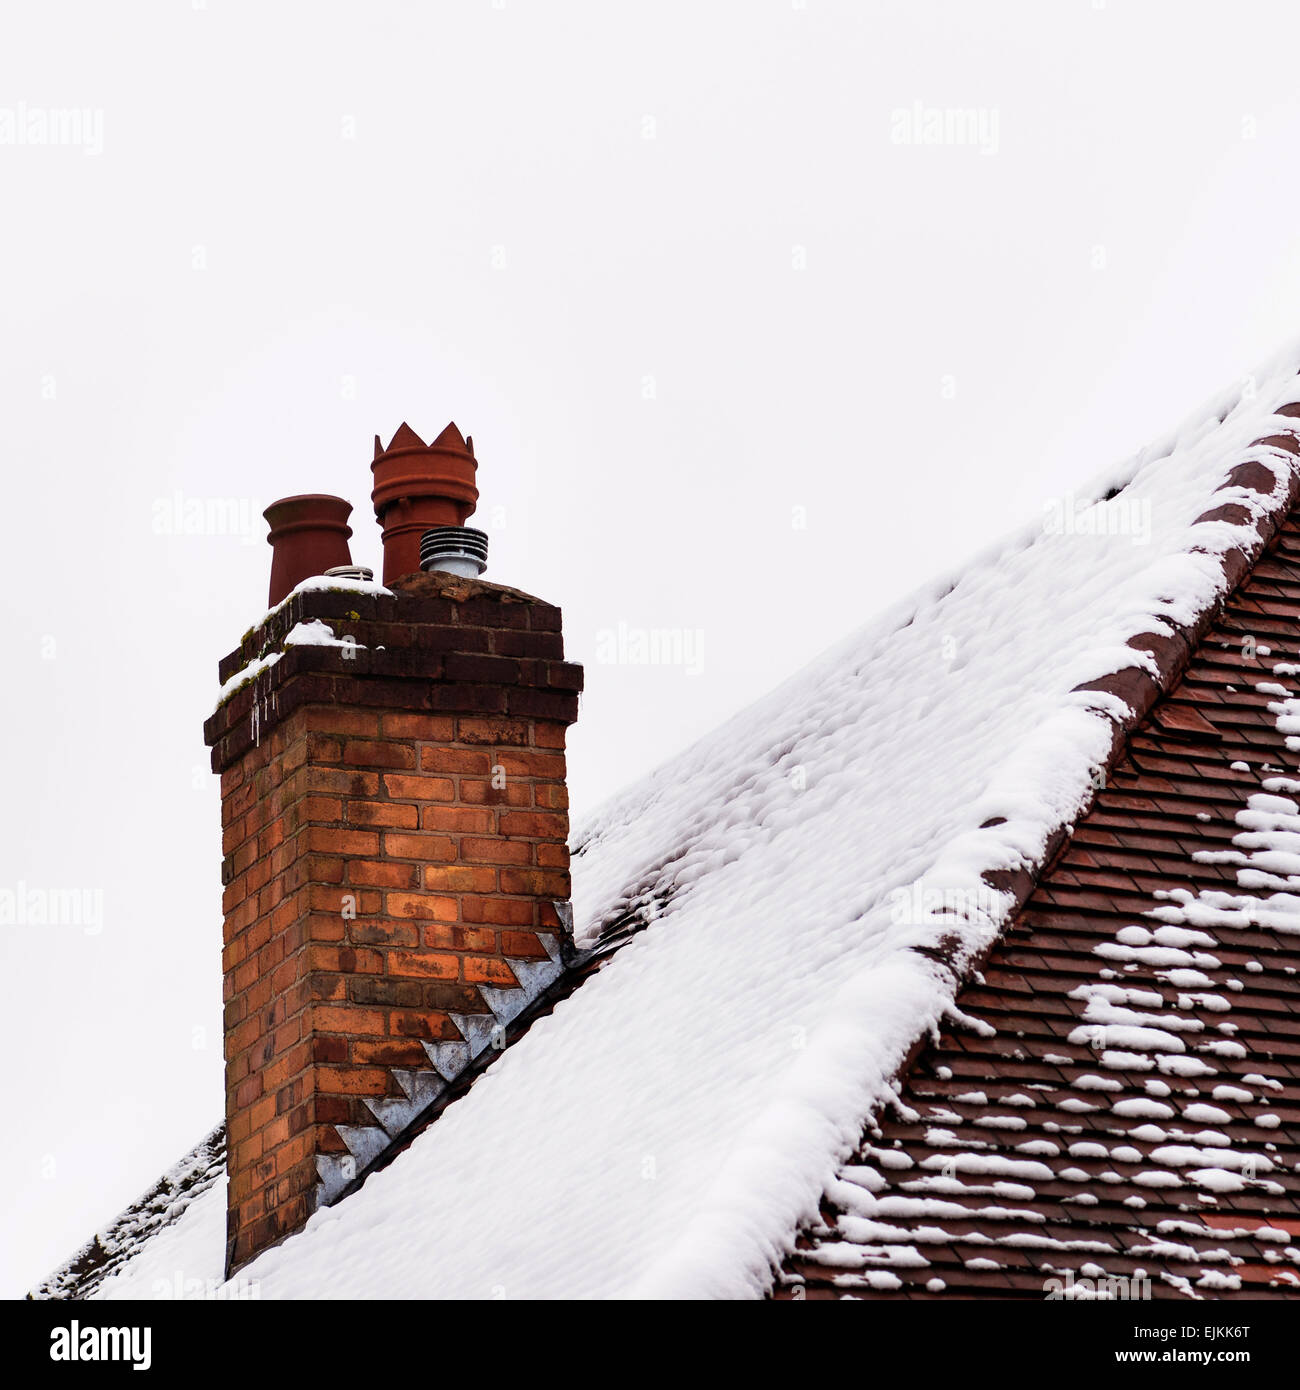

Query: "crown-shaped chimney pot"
<box><xmin>370</xmin><ymin>421</ymin><xmax>479</xmax><ymax>583</ymax></box>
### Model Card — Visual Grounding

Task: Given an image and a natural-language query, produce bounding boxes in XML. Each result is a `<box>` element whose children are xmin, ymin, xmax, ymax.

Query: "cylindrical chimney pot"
<box><xmin>263</xmin><ymin>494</ymin><xmax>354</xmax><ymax>608</ymax></box>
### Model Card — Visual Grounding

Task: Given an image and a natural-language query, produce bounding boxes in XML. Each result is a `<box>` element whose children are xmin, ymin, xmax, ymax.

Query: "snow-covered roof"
<box><xmin>780</xmin><ymin>508</ymin><xmax>1300</xmax><ymax>1298</ymax></box>
<box><xmin>44</xmin><ymin>343</ymin><xmax>1300</xmax><ymax>1300</ymax></box>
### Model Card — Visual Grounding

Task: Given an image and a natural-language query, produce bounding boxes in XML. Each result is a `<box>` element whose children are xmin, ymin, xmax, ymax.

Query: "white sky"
<box><xmin>6</xmin><ymin>0</ymin><xmax>1300</xmax><ymax>1295</ymax></box>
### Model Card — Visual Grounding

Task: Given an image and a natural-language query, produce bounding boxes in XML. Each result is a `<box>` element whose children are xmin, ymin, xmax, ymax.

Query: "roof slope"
<box><xmin>780</xmin><ymin>512</ymin><xmax>1300</xmax><ymax>1298</ymax></box>
<box><xmin>51</xmin><ymin>343</ymin><xmax>1300</xmax><ymax>1300</ymax></box>
<box><xmin>31</xmin><ymin>1129</ymin><xmax>225</xmax><ymax>1300</ymax></box>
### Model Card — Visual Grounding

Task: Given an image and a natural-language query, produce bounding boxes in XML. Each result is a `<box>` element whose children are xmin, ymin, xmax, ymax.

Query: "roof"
<box><xmin>780</xmin><ymin>510</ymin><xmax>1300</xmax><ymax>1298</ymax></box>
<box><xmin>37</xmin><ymin>341</ymin><xmax>1300</xmax><ymax>1299</ymax></box>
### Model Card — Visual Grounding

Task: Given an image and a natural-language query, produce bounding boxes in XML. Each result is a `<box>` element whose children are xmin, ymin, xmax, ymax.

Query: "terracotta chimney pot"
<box><xmin>370</xmin><ymin>422</ymin><xmax>479</xmax><ymax>584</ymax></box>
<box><xmin>263</xmin><ymin>494</ymin><xmax>354</xmax><ymax>608</ymax></box>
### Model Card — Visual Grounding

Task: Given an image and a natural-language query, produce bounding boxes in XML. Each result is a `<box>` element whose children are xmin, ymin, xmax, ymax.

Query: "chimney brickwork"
<box><xmin>205</xmin><ymin>571</ymin><xmax>582</xmax><ymax>1272</ymax></box>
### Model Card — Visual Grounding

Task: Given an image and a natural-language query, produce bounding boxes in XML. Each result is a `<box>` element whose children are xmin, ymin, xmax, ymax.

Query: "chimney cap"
<box><xmin>263</xmin><ymin>493</ymin><xmax>353</xmax><ymax>528</ymax></box>
<box><xmin>420</xmin><ymin>525</ymin><xmax>488</xmax><ymax>579</ymax></box>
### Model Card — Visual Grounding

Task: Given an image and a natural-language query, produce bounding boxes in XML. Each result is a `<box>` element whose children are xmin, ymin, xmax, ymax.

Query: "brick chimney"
<box><xmin>204</xmin><ymin>427</ymin><xmax>582</xmax><ymax>1274</ymax></box>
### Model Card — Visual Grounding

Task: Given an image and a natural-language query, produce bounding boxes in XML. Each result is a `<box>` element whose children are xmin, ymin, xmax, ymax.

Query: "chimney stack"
<box><xmin>370</xmin><ymin>422</ymin><xmax>479</xmax><ymax>584</ymax></box>
<box><xmin>205</xmin><ymin>424</ymin><xmax>581</xmax><ymax>1273</ymax></box>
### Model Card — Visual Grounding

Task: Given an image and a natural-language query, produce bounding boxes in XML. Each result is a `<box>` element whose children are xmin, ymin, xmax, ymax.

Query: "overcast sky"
<box><xmin>8</xmin><ymin>0</ymin><xmax>1300</xmax><ymax>1295</ymax></box>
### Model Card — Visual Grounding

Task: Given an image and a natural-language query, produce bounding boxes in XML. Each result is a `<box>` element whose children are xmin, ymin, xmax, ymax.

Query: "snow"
<box><xmin>96</xmin><ymin>1181</ymin><xmax>228</xmax><ymax>1301</ymax></box>
<box><xmin>40</xmin><ymin>1130</ymin><xmax>225</xmax><ymax>1300</ymax></box>
<box><xmin>1070</xmin><ymin>1022</ymin><xmax>1186</xmax><ymax>1053</ymax></box>
<box><xmin>1148</xmin><ymin>793</ymin><xmax>1300</xmax><ymax>937</ymax></box>
<box><xmin>1112</xmin><ymin>1098</ymin><xmax>1174</xmax><ymax>1120</ymax></box>
<box><xmin>1133</xmin><ymin>1171</ymin><xmax>1184</xmax><ymax>1189</ymax></box>
<box><xmin>282</xmin><ymin>618</ymin><xmax>366</xmax><ymax>651</ymax></box>
<box><xmin>1188</xmin><ymin>1170</ymin><xmax>1249</xmax><ymax>1194</ymax></box>
<box><xmin>72</xmin><ymin>347</ymin><xmax>1300</xmax><ymax>1300</ymax></box>
<box><xmin>211</xmin><ymin>576</ymin><xmax>389</xmax><ymax>712</ymax></box>
<box><xmin>211</xmin><ymin>650</ymin><xmax>281</xmax><ymax>713</ymax></box>
<box><xmin>1099</xmin><ymin>1050</ymin><xmax>1155</xmax><ymax>1072</ymax></box>
<box><xmin>1156</xmin><ymin>1055</ymin><xmax>1217</xmax><ymax>1079</ymax></box>
<box><xmin>1212</xmin><ymin>1085</ymin><xmax>1253</xmax><ymax>1103</ymax></box>
<box><xmin>265</xmin><ymin>571</ymin><xmax>392</xmax><ymax>619</ymax></box>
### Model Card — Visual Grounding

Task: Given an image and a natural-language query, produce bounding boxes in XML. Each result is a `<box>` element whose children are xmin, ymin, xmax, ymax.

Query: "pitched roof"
<box><xmin>37</xmin><ymin>342</ymin><xmax>1300</xmax><ymax>1299</ymax></box>
<box><xmin>31</xmin><ymin>1129</ymin><xmax>225</xmax><ymax>1301</ymax></box>
<box><xmin>780</xmin><ymin>511</ymin><xmax>1300</xmax><ymax>1298</ymax></box>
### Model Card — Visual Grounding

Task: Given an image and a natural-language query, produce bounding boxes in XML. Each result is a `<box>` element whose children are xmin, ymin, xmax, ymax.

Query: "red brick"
<box><xmin>424</xmin><ymin>864</ymin><xmax>498</xmax><ymax>893</ymax></box>
<box><xmin>499</xmin><ymin>868</ymin><xmax>571</xmax><ymax>897</ymax></box>
<box><xmin>348</xmin><ymin>920</ymin><xmax>419</xmax><ymax>947</ymax></box>
<box><xmin>382</xmin><ymin>774</ymin><xmax>456</xmax><ymax>802</ymax></box>
<box><xmin>347</xmin><ymin>859</ymin><xmax>421</xmax><ymax>889</ymax></box>
<box><xmin>384</xmin><ymin>832</ymin><xmax>457</xmax><ymax>862</ymax></box>
<box><xmin>499</xmin><ymin>810</ymin><xmax>569</xmax><ymax>838</ymax></box>
<box><xmin>496</xmin><ymin>751</ymin><xmax>565</xmax><ymax>779</ymax></box>
<box><xmin>420</xmin><ymin>747</ymin><xmax>493</xmax><ymax>775</ymax></box>
<box><xmin>501</xmin><ymin>931</ymin><xmax>550</xmax><ymax>958</ymax></box>
<box><xmin>306</xmin><ymin>767</ymin><xmax>381</xmax><ymax>797</ymax></box>
<box><xmin>467</xmin><ymin>897</ymin><xmax>536</xmax><ymax>926</ymax></box>
<box><xmin>387</xmin><ymin>950</ymin><xmax>459</xmax><ymax>980</ymax></box>
<box><xmin>387</xmin><ymin>892</ymin><xmax>459</xmax><ymax>921</ymax></box>
<box><xmin>463</xmin><ymin>956</ymin><xmax>519</xmax><ymax>986</ymax></box>
<box><xmin>424</xmin><ymin>924</ymin><xmax>496</xmax><ymax>952</ymax></box>
<box><xmin>460</xmin><ymin>836</ymin><xmax>532</xmax><ymax>865</ymax></box>
<box><xmin>306</xmin><ymin>709</ymin><xmax>381</xmax><ymax>737</ymax></box>
<box><xmin>306</xmin><ymin>735</ymin><xmax>342</xmax><ymax>763</ymax></box>
<box><xmin>460</xmin><ymin>778</ymin><xmax>530</xmax><ymax>806</ymax></box>
<box><xmin>315</xmin><ymin>1067</ymin><xmax>389</xmax><ymax>1096</ymax></box>
<box><xmin>532</xmin><ymin>722</ymin><xmax>568</xmax><ymax>749</ymax></box>
<box><xmin>382</xmin><ymin>713</ymin><xmax>455</xmax><ymax>740</ymax></box>
<box><xmin>311</xmin><ymin>1034</ymin><xmax>348</xmax><ymax>1064</ymax></box>
<box><xmin>307</xmin><ymin>944</ymin><xmax>384</xmax><ymax>974</ymax></box>
<box><xmin>343</xmin><ymin>739</ymin><xmax>417</xmax><ymax>770</ymax></box>
<box><xmin>306</xmin><ymin>826</ymin><xmax>381</xmax><ymax>858</ymax></box>
<box><xmin>421</xmin><ymin>805</ymin><xmax>495</xmax><ymax>833</ymax></box>
<box><xmin>456</xmin><ymin>717</ymin><xmax>530</xmax><ymax>746</ymax></box>
<box><xmin>443</xmin><ymin>652</ymin><xmax>520</xmax><ymax>684</ymax></box>
<box><xmin>388</xmin><ymin>1009</ymin><xmax>456</xmax><ymax>1040</ymax></box>
<box><xmin>347</xmin><ymin>800</ymin><xmax>419</xmax><ymax>829</ymax></box>
<box><xmin>351</xmin><ymin>1038</ymin><xmax>432</xmax><ymax>1067</ymax></box>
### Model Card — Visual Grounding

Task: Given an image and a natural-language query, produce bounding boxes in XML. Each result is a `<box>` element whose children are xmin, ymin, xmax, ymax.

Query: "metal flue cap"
<box><xmin>420</xmin><ymin>526</ymin><xmax>488</xmax><ymax>579</ymax></box>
